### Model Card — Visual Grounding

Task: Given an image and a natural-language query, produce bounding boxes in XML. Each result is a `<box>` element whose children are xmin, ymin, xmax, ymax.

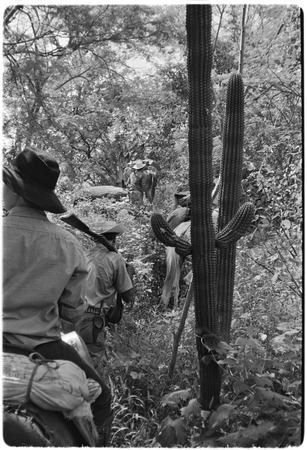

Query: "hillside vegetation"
<box><xmin>3</xmin><ymin>4</ymin><xmax>302</xmax><ymax>447</ymax></box>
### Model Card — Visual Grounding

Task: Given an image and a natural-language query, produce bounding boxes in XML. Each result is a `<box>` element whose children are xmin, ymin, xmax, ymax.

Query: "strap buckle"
<box><xmin>86</xmin><ymin>304</ymin><xmax>102</xmax><ymax>315</ymax></box>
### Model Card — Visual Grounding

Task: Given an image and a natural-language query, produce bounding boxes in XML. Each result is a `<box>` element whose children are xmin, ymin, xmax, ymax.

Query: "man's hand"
<box><xmin>126</xmin><ymin>262</ymin><xmax>136</xmax><ymax>284</ymax></box>
<box><xmin>120</xmin><ymin>289</ymin><xmax>135</xmax><ymax>309</ymax></box>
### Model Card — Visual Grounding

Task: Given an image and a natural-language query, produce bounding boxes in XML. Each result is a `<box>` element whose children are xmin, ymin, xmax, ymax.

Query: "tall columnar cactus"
<box><xmin>217</xmin><ymin>73</ymin><xmax>245</xmax><ymax>342</ymax></box>
<box><xmin>151</xmin><ymin>4</ymin><xmax>255</xmax><ymax>410</ymax></box>
<box><xmin>186</xmin><ymin>5</ymin><xmax>221</xmax><ymax>409</ymax></box>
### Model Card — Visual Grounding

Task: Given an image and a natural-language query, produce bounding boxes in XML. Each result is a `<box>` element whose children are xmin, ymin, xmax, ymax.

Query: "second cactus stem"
<box><xmin>217</xmin><ymin>73</ymin><xmax>245</xmax><ymax>343</ymax></box>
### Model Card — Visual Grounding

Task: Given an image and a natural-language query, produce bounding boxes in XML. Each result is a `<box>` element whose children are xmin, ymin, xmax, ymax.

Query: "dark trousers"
<box><xmin>35</xmin><ymin>339</ymin><xmax>112</xmax><ymax>432</ymax></box>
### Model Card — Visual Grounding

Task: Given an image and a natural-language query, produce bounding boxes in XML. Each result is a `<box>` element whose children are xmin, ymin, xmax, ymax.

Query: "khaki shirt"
<box><xmin>3</xmin><ymin>206</ymin><xmax>88</xmax><ymax>350</ymax></box>
<box><xmin>85</xmin><ymin>245</ymin><xmax>133</xmax><ymax>311</ymax></box>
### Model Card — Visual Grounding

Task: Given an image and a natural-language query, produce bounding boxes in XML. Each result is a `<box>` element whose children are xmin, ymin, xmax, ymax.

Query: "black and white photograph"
<box><xmin>2</xmin><ymin>3</ymin><xmax>303</xmax><ymax>447</ymax></box>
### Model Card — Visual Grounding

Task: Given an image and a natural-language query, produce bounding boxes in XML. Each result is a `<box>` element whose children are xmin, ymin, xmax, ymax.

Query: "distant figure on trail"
<box><xmin>167</xmin><ymin>205</ymin><xmax>191</xmax><ymax>231</ymax></box>
<box><xmin>123</xmin><ymin>161</ymin><xmax>134</xmax><ymax>188</ymax></box>
<box><xmin>126</xmin><ymin>159</ymin><xmax>158</xmax><ymax>205</ymax></box>
<box><xmin>76</xmin><ymin>221</ymin><xmax>135</xmax><ymax>356</ymax></box>
<box><xmin>127</xmin><ymin>160</ymin><xmax>146</xmax><ymax>205</ymax></box>
<box><xmin>174</xmin><ymin>190</ymin><xmax>191</xmax><ymax>208</ymax></box>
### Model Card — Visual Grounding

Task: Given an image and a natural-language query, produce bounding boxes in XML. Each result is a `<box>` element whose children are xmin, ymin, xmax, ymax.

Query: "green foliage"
<box><xmin>243</xmin><ymin>154</ymin><xmax>302</xmax><ymax>230</ymax></box>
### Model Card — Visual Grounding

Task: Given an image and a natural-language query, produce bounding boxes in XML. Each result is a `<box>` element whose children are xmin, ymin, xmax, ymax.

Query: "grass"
<box><xmin>82</xmin><ymin>204</ymin><xmax>302</xmax><ymax>447</ymax></box>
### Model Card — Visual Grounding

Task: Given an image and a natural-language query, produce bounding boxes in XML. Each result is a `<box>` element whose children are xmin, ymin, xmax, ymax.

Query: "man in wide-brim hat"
<box><xmin>126</xmin><ymin>160</ymin><xmax>147</xmax><ymax>205</ymax></box>
<box><xmin>132</xmin><ymin>160</ymin><xmax>146</xmax><ymax>171</ymax></box>
<box><xmin>2</xmin><ymin>147</ymin><xmax>113</xmax><ymax>445</ymax></box>
<box><xmin>2</xmin><ymin>146</ymin><xmax>67</xmax><ymax>213</ymax></box>
<box><xmin>76</xmin><ymin>219</ymin><xmax>135</xmax><ymax>355</ymax></box>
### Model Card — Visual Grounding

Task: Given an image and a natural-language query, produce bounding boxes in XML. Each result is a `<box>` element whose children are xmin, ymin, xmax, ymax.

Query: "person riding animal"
<box><xmin>76</xmin><ymin>221</ymin><xmax>135</xmax><ymax>356</ymax></box>
<box><xmin>2</xmin><ymin>147</ymin><xmax>113</xmax><ymax>446</ymax></box>
<box><xmin>126</xmin><ymin>160</ymin><xmax>157</xmax><ymax>205</ymax></box>
<box><xmin>126</xmin><ymin>160</ymin><xmax>146</xmax><ymax>204</ymax></box>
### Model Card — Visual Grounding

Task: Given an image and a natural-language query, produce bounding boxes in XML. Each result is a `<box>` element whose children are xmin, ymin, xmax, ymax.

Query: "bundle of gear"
<box><xmin>3</xmin><ymin>352</ymin><xmax>101</xmax><ymax>419</ymax></box>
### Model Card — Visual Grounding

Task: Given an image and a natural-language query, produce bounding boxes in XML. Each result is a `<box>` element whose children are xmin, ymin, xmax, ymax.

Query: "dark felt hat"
<box><xmin>2</xmin><ymin>147</ymin><xmax>66</xmax><ymax>213</ymax></box>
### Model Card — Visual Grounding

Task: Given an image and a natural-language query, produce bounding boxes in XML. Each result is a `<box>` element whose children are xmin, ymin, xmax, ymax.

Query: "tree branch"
<box><xmin>168</xmin><ymin>282</ymin><xmax>194</xmax><ymax>379</ymax></box>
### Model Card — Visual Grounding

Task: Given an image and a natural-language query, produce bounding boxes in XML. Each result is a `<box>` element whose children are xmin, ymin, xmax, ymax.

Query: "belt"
<box><xmin>86</xmin><ymin>304</ymin><xmax>102</xmax><ymax>315</ymax></box>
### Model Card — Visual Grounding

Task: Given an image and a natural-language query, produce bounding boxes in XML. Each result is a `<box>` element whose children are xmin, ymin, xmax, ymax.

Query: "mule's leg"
<box><xmin>161</xmin><ymin>274</ymin><xmax>173</xmax><ymax>308</ymax></box>
<box><xmin>130</xmin><ymin>189</ymin><xmax>143</xmax><ymax>205</ymax></box>
<box><xmin>161</xmin><ymin>248</ymin><xmax>177</xmax><ymax>307</ymax></box>
<box><xmin>151</xmin><ymin>174</ymin><xmax>157</xmax><ymax>203</ymax></box>
<box><xmin>173</xmin><ymin>270</ymin><xmax>180</xmax><ymax>308</ymax></box>
<box><xmin>161</xmin><ymin>248</ymin><xmax>183</xmax><ymax>309</ymax></box>
<box><xmin>173</xmin><ymin>257</ymin><xmax>184</xmax><ymax>309</ymax></box>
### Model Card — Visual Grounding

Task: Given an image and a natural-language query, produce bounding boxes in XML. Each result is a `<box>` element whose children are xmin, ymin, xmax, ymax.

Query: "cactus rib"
<box><xmin>187</xmin><ymin>4</ymin><xmax>221</xmax><ymax>410</ymax></box>
<box><xmin>151</xmin><ymin>213</ymin><xmax>177</xmax><ymax>247</ymax></box>
<box><xmin>217</xmin><ymin>73</ymin><xmax>245</xmax><ymax>343</ymax></box>
<box><xmin>216</xmin><ymin>202</ymin><xmax>255</xmax><ymax>248</ymax></box>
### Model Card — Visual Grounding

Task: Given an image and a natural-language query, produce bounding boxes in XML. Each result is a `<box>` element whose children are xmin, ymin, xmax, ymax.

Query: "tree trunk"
<box><xmin>239</xmin><ymin>5</ymin><xmax>248</xmax><ymax>75</ymax></box>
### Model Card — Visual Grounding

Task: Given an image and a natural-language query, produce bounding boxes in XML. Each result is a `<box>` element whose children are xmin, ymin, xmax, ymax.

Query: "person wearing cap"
<box><xmin>126</xmin><ymin>160</ymin><xmax>147</xmax><ymax>205</ymax></box>
<box><xmin>76</xmin><ymin>220</ymin><xmax>135</xmax><ymax>355</ymax></box>
<box><xmin>2</xmin><ymin>147</ymin><xmax>113</xmax><ymax>446</ymax></box>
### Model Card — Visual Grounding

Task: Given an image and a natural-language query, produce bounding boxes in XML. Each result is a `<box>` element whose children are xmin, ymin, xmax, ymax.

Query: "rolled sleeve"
<box><xmin>115</xmin><ymin>257</ymin><xmax>134</xmax><ymax>294</ymax></box>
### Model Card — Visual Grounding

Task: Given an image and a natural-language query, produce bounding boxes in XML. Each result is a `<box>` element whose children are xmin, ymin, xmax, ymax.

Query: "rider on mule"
<box><xmin>126</xmin><ymin>160</ymin><xmax>146</xmax><ymax>204</ymax></box>
<box><xmin>2</xmin><ymin>147</ymin><xmax>113</xmax><ymax>446</ymax></box>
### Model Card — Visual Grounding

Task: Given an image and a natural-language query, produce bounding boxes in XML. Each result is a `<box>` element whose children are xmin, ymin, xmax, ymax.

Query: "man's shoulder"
<box><xmin>4</xmin><ymin>211</ymin><xmax>85</xmax><ymax>255</ymax></box>
<box><xmin>34</xmin><ymin>218</ymin><xmax>83</xmax><ymax>250</ymax></box>
<box><xmin>96</xmin><ymin>249</ymin><xmax>124</xmax><ymax>265</ymax></box>
<box><xmin>100</xmin><ymin>249</ymin><xmax>123</xmax><ymax>264</ymax></box>
<box><xmin>51</xmin><ymin>223</ymin><xmax>82</xmax><ymax>246</ymax></box>
<box><xmin>109</xmin><ymin>252</ymin><xmax>127</xmax><ymax>269</ymax></box>
<box><xmin>86</xmin><ymin>246</ymin><xmax>111</xmax><ymax>262</ymax></box>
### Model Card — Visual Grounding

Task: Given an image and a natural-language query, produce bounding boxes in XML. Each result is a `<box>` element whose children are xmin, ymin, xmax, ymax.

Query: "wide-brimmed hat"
<box><xmin>133</xmin><ymin>161</ymin><xmax>146</xmax><ymax>170</ymax></box>
<box><xmin>2</xmin><ymin>147</ymin><xmax>66</xmax><ymax>214</ymax></box>
<box><xmin>92</xmin><ymin>221</ymin><xmax>124</xmax><ymax>236</ymax></box>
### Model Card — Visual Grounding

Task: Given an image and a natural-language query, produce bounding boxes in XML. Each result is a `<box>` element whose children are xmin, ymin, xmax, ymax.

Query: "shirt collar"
<box><xmin>7</xmin><ymin>206</ymin><xmax>48</xmax><ymax>220</ymax></box>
